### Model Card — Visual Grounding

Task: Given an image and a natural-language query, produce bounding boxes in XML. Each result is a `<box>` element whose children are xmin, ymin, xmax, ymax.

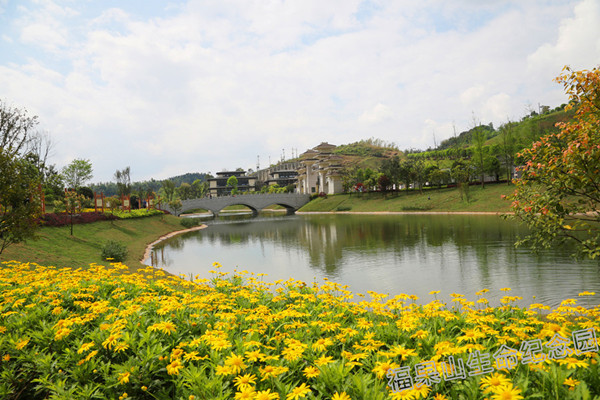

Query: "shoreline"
<box><xmin>140</xmin><ymin>224</ymin><xmax>208</xmax><ymax>265</ymax></box>
<box><xmin>296</xmin><ymin>211</ymin><xmax>512</xmax><ymax>215</ymax></box>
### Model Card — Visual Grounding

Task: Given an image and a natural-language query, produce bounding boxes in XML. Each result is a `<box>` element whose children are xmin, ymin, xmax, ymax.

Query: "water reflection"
<box><xmin>150</xmin><ymin>214</ymin><xmax>600</xmax><ymax>308</ymax></box>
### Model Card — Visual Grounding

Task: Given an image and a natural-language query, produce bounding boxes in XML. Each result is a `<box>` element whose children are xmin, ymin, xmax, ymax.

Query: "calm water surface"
<box><xmin>148</xmin><ymin>214</ymin><xmax>600</xmax><ymax>308</ymax></box>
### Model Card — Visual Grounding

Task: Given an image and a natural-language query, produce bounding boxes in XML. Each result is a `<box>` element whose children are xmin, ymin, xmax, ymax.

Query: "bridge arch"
<box><xmin>160</xmin><ymin>193</ymin><xmax>310</xmax><ymax>216</ymax></box>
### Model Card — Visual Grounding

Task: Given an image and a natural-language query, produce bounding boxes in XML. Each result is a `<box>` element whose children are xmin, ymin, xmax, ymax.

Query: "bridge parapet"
<box><xmin>159</xmin><ymin>193</ymin><xmax>311</xmax><ymax>216</ymax></box>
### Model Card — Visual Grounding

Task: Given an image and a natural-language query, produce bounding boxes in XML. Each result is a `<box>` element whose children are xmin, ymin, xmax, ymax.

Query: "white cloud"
<box><xmin>528</xmin><ymin>0</ymin><xmax>600</xmax><ymax>75</ymax></box>
<box><xmin>0</xmin><ymin>0</ymin><xmax>597</xmax><ymax>181</ymax></box>
<box><xmin>359</xmin><ymin>103</ymin><xmax>393</xmax><ymax>124</ymax></box>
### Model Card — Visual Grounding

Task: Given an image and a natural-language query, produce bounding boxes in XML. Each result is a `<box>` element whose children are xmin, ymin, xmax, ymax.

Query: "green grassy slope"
<box><xmin>0</xmin><ymin>215</ymin><xmax>184</xmax><ymax>270</ymax></box>
<box><xmin>299</xmin><ymin>184</ymin><xmax>514</xmax><ymax>213</ymax></box>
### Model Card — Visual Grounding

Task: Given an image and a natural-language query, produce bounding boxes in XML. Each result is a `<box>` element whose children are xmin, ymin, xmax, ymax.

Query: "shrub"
<box><xmin>336</xmin><ymin>206</ymin><xmax>352</xmax><ymax>211</ymax></box>
<box><xmin>101</xmin><ymin>240</ymin><xmax>128</xmax><ymax>262</ymax></box>
<box><xmin>41</xmin><ymin>212</ymin><xmax>117</xmax><ymax>227</ymax></box>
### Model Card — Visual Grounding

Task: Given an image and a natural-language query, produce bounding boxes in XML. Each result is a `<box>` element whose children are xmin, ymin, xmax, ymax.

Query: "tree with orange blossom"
<box><xmin>507</xmin><ymin>66</ymin><xmax>600</xmax><ymax>258</ymax></box>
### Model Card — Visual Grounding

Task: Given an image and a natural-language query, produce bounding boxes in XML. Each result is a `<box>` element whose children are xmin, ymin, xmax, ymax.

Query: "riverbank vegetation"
<box><xmin>0</xmin><ymin>214</ymin><xmax>182</xmax><ymax>269</ymax></box>
<box><xmin>1</xmin><ymin>261</ymin><xmax>598</xmax><ymax>400</ymax></box>
<box><xmin>299</xmin><ymin>184</ymin><xmax>513</xmax><ymax>213</ymax></box>
<box><xmin>507</xmin><ymin>66</ymin><xmax>600</xmax><ymax>259</ymax></box>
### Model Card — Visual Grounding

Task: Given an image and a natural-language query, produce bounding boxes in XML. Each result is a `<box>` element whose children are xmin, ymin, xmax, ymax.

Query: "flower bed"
<box><xmin>41</xmin><ymin>209</ymin><xmax>164</xmax><ymax>227</ymax></box>
<box><xmin>0</xmin><ymin>261</ymin><xmax>598</xmax><ymax>400</ymax></box>
<box><xmin>41</xmin><ymin>212</ymin><xmax>118</xmax><ymax>227</ymax></box>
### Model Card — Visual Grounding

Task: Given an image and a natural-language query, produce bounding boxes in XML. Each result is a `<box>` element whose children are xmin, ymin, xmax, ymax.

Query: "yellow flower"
<box><xmin>225</xmin><ymin>353</ymin><xmax>247</xmax><ymax>374</ymax></box>
<box><xmin>312</xmin><ymin>337</ymin><xmax>333</xmax><ymax>352</ymax></box>
<box><xmin>433</xmin><ymin>394</ymin><xmax>448</xmax><ymax>400</ymax></box>
<box><xmin>234</xmin><ymin>387</ymin><xmax>256</xmax><ymax>400</ymax></box>
<box><xmin>480</xmin><ymin>373</ymin><xmax>512</xmax><ymax>394</ymax></box>
<box><xmin>331</xmin><ymin>392</ymin><xmax>351</xmax><ymax>400</ymax></box>
<box><xmin>233</xmin><ymin>374</ymin><xmax>257</xmax><ymax>390</ymax></box>
<box><xmin>102</xmin><ymin>333</ymin><xmax>120</xmax><ymax>349</ymax></box>
<box><xmin>563</xmin><ymin>377</ymin><xmax>580</xmax><ymax>390</ymax></box>
<box><xmin>54</xmin><ymin>327</ymin><xmax>72</xmax><ymax>341</ymax></box>
<box><xmin>314</xmin><ymin>355</ymin><xmax>334</xmax><ymax>366</ymax></box>
<box><xmin>287</xmin><ymin>383</ymin><xmax>311</xmax><ymax>400</ymax></box>
<box><xmin>77</xmin><ymin>342</ymin><xmax>95</xmax><ymax>354</ymax></box>
<box><xmin>15</xmin><ymin>338</ymin><xmax>29</xmax><ymax>350</ymax></box>
<box><xmin>411</xmin><ymin>330</ymin><xmax>429</xmax><ymax>339</ymax></box>
<box><xmin>303</xmin><ymin>366</ymin><xmax>320</xmax><ymax>378</ymax></box>
<box><xmin>215</xmin><ymin>365</ymin><xmax>233</xmax><ymax>376</ymax></box>
<box><xmin>255</xmin><ymin>389</ymin><xmax>280</xmax><ymax>400</ymax></box>
<box><xmin>372</xmin><ymin>361</ymin><xmax>399</xmax><ymax>379</ymax></box>
<box><xmin>557</xmin><ymin>357</ymin><xmax>589</xmax><ymax>369</ymax></box>
<box><xmin>147</xmin><ymin>321</ymin><xmax>177</xmax><ymax>335</ymax></box>
<box><xmin>166</xmin><ymin>359</ymin><xmax>184</xmax><ymax>375</ymax></box>
<box><xmin>118</xmin><ymin>372</ymin><xmax>130</xmax><ymax>384</ymax></box>
<box><xmin>490</xmin><ymin>384</ymin><xmax>523</xmax><ymax>400</ymax></box>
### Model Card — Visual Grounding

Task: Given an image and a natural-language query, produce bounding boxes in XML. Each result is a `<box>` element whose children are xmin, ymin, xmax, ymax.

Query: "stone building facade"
<box><xmin>296</xmin><ymin>142</ymin><xmax>343</xmax><ymax>195</ymax></box>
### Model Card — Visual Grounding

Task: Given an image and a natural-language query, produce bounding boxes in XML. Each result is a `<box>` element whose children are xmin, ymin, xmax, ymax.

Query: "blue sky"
<box><xmin>1</xmin><ymin>0</ymin><xmax>599</xmax><ymax>183</ymax></box>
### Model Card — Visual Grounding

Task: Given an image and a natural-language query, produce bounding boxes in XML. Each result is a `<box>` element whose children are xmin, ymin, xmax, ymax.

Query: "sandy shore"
<box><xmin>140</xmin><ymin>224</ymin><xmax>207</xmax><ymax>265</ymax></box>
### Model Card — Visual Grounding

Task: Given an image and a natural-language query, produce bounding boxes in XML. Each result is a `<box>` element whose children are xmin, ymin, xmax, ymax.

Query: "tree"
<box><xmin>508</xmin><ymin>66</ymin><xmax>600</xmax><ymax>259</ymax></box>
<box><xmin>499</xmin><ymin>121</ymin><xmax>518</xmax><ymax>183</ymax></box>
<box><xmin>64</xmin><ymin>191</ymin><xmax>85</xmax><ymax>236</ymax></box>
<box><xmin>63</xmin><ymin>159</ymin><xmax>93</xmax><ymax>190</ymax></box>
<box><xmin>114</xmin><ymin>166</ymin><xmax>131</xmax><ymax>197</ymax></box>
<box><xmin>0</xmin><ymin>99</ymin><xmax>39</xmax><ymax>157</ymax></box>
<box><xmin>177</xmin><ymin>183</ymin><xmax>192</xmax><ymax>200</ymax></box>
<box><xmin>471</xmin><ymin>117</ymin><xmax>487</xmax><ymax>188</ymax></box>
<box><xmin>399</xmin><ymin>160</ymin><xmax>415</xmax><ymax>194</ymax></box>
<box><xmin>0</xmin><ymin>150</ymin><xmax>41</xmax><ymax>254</ymax></box>
<box><xmin>0</xmin><ymin>101</ymin><xmax>44</xmax><ymax>254</ymax></box>
<box><xmin>162</xmin><ymin>180</ymin><xmax>176</xmax><ymax>202</ymax></box>
<box><xmin>377</xmin><ymin>174</ymin><xmax>391</xmax><ymax>193</ymax></box>
<box><xmin>226</xmin><ymin>175</ymin><xmax>238</xmax><ymax>195</ymax></box>
<box><xmin>169</xmin><ymin>199</ymin><xmax>182</xmax><ymax>216</ymax></box>
<box><xmin>380</xmin><ymin>156</ymin><xmax>401</xmax><ymax>191</ymax></box>
<box><xmin>451</xmin><ymin>159</ymin><xmax>472</xmax><ymax>202</ymax></box>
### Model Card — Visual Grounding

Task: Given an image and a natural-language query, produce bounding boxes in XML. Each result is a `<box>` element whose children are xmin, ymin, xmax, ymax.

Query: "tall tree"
<box><xmin>471</xmin><ymin>116</ymin><xmax>487</xmax><ymax>188</ymax></box>
<box><xmin>162</xmin><ymin>180</ymin><xmax>176</xmax><ymax>202</ymax></box>
<box><xmin>508</xmin><ymin>66</ymin><xmax>600</xmax><ymax>259</ymax></box>
<box><xmin>114</xmin><ymin>166</ymin><xmax>131</xmax><ymax>197</ymax></box>
<box><xmin>62</xmin><ymin>159</ymin><xmax>93</xmax><ymax>190</ymax></box>
<box><xmin>0</xmin><ymin>151</ymin><xmax>41</xmax><ymax>254</ymax></box>
<box><xmin>0</xmin><ymin>101</ymin><xmax>44</xmax><ymax>253</ymax></box>
<box><xmin>0</xmin><ymin>99</ymin><xmax>38</xmax><ymax>156</ymax></box>
<box><xmin>499</xmin><ymin>121</ymin><xmax>518</xmax><ymax>183</ymax></box>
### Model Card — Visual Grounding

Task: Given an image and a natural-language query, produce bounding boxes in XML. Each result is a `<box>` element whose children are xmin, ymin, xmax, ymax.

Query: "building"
<box><xmin>296</xmin><ymin>142</ymin><xmax>344</xmax><ymax>195</ymax></box>
<box><xmin>208</xmin><ymin>170</ymin><xmax>257</xmax><ymax>196</ymax></box>
<box><xmin>254</xmin><ymin>161</ymin><xmax>300</xmax><ymax>189</ymax></box>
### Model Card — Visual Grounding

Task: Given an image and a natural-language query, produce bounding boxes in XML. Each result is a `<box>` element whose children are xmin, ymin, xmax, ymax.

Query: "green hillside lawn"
<box><xmin>0</xmin><ymin>214</ymin><xmax>184</xmax><ymax>270</ymax></box>
<box><xmin>298</xmin><ymin>183</ymin><xmax>515</xmax><ymax>213</ymax></box>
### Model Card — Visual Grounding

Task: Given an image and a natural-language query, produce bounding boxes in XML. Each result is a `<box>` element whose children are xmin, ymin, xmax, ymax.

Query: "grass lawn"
<box><xmin>0</xmin><ymin>214</ymin><xmax>184</xmax><ymax>270</ymax></box>
<box><xmin>299</xmin><ymin>183</ymin><xmax>515</xmax><ymax>213</ymax></box>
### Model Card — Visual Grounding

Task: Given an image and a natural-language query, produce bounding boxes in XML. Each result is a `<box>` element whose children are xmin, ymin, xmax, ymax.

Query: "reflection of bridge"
<box><xmin>159</xmin><ymin>193</ymin><xmax>311</xmax><ymax>216</ymax></box>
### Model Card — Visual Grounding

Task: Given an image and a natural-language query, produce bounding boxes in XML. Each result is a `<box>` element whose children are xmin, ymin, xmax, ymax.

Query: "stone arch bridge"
<box><xmin>159</xmin><ymin>193</ymin><xmax>311</xmax><ymax>216</ymax></box>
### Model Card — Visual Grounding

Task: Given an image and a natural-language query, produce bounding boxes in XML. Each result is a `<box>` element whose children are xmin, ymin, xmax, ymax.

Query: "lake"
<box><xmin>148</xmin><ymin>213</ymin><xmax>600</xmax><ymax>308</ymax></box>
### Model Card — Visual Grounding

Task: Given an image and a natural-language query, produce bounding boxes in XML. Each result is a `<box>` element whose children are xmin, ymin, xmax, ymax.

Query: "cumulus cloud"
<box><xmin>0</xmin><ymin>0</ymin><xmax>598</xmax><ymax>181</ymax></box>
<box><xmin>359</xmin><ymin>103</ymin><xmax>394</xmax><ymax>124</ymax></box>
<box><xmin>528</xmin><ymin>0</ymin><xmax>600</xmax><ymax>75</ymax></box>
